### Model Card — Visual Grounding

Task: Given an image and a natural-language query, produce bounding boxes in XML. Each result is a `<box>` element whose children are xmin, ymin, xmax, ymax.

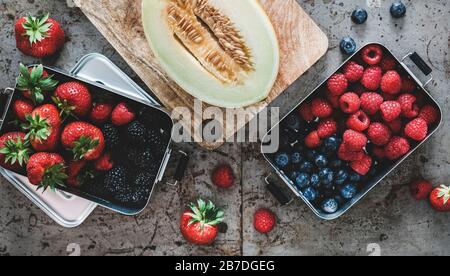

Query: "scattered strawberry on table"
<box><xmin>410</xmin><ymin>179</ymin><xmax>450</xmax><ymax>213</ymax></box>
<box><xmin>272</xmin><ymin>44</ymin><xmax>440</xmax><ymax>215</ymax></box>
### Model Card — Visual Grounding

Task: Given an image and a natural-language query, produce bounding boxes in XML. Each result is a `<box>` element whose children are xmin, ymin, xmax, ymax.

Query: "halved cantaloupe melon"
<box><xmin>141</xmin><ymin>0</ymin><xmax>280</xmax><ymax>108</ymax></box>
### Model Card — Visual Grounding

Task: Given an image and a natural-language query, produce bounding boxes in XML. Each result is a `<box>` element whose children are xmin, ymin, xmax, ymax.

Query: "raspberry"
<box><xmin>401</xmin><ymin>76</ymin><xmax>416</xmax><ymax>93</ymax></box>
<box><xmin>404</xmin><ymin>118</ymin><xmax>428</xmax><ymax>141</ymax></box>
<box><xmin>367</xmin><ymin>122</ymin><xmax>392</xmax><ymax>146</ymax></box>
<box><xmin>384</xmin><ymin>136</ymin><xmax>410</xmax><ymax>160</ymax></box>
<box><xmin>380</xmin><ymin>101</ymin><xmax>401</xmax><ymax>122</ymax></box>
<box><xmin>317</xmin><ymin>118</ymin><xmax>337</xmax><ymax>139</ymax></box>
<box><xmin>362</xmin><ymin>45</ymin><xmax>384</xmax><ymax>65</ymax></box>
<box><xmin>298</xmin><ymin>102</ymin><xmax>315</xmax><ymax>122</ymax></box>
<box><xmin>343</xmin><ymin>61</ymin><xmax>364</xmax><ymax>83</ymax></box>
<box><xmin>343</xmin><ymin>130</ymin><xmax>367</xmax><ymax>151</ymax></box>
<box><xmin>380</xmin><ymin>56</ymin><xmax>397</xmax><ymax>72</ymax></box>
<box><xmin>325</xmin><ymin>90</ymin><xmax>340</xmax><ymax>109</ymax></box>
<box><xmin>381</xmin><ymin>70</ymin><xmax>402</xmax><ymax>94</ymax></box>
<box><xmin>361</xmin><ymin>66</ymin><xmax>382</xmax><ymax>90</ymax></box>
<box><xmin>338</xmin><ymin>143</ymin><xmax>365</xmax><ymax>162</ymax></box>
<box><xmin>410</xmin><ymin>180</ymin><xmax>433</xmax><ymax>201</ymax></box>
<box><xmin>311</xmin><ymin>98</ymin><xmax>333</xmax><ymax>118</ymax></box>
<box><xmin>339</xmin><ymin>92</ymin><xmax>360</xmax><ymax>114</ymax></box>
<box><xmin>212</xmin><ymin>164</ymin><xmax>235</xmax><ymax>189</ymax></box>
<box><xmin>372</xmin><ymin>146</ymin><xmax>386</xmax><ymax>159</ymax></box>
<box><xmin>397</xmin><ymin>93</ymin><xmax>419</xmax><ymax>118</ymax></box>
<box><xmin>305</xmin><ymin>131</ymin><xmax>322</xmax><ymax>149</ymax></box>
<box><xmin>350</xmin><ymin>154</ymin><xmax>372</xmax><ymax>176</ymax></box>
<box><xmin>327</xmin><ymin>73</ymin><xmax>348</xmax><ymax>96</ymax></box>
<box><xmin>418</xmin><ymin>105</ymin><xmax>439</xmax><ymax>125</ymax></box>
<box><xmin>360</xmin><ymin>92</ymin><xmax>384</xmax><ymax>115</ymax></box>
<box><xmin>386</xmin><ymin>118</ymin><xmax>402</xmax><ymax>133</ymax></box>
<box><xmin>346</xmin><ymin>110</ymin><xmax>371</xmax><ymax>132</ymax></box>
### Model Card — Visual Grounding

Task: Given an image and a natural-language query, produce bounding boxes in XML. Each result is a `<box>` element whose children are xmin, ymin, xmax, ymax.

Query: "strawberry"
<box><xmin>53</xmin><ymin>82</ymin><xmax>92</xmax><ymax>119</ymax></box>
<box><xmin>16</xmin><ymin>64</ymin><xmax>58</xmax><ymax>104</ymax></box>
<box><xmin>254</xmin><ymin>208</ymin><xmax>276</xmax><ymax>234</ymax></box>
<box><xmin>410</xmin><ymin>179</ymin><xmax>433</xmax><ymax>201</ymax></box>
<box><xmin>13</xmin><ymin>99</ymin><xmax>34</xmax><ymax>122</ymax></box>
<box><xmin>429</xmin><ymin>185</ymin><xmax>450</xmax><ymax>212</ymax></box>
<box><xmin>0</xmin><ymin>132</ymin><xmax>31</xmax><ymax>171</ymax></box>
<box><xmin>94</xmin><ymin>152</ymin><xmax>114</xmax><ymax>171</ymax></box>
<box><xmin>111</xmin><ymin>102</ymin><xmax>135</xmax><ymax>126</ymax></box>
<box><xmin>22</xmin><ymin>104</ymin><xmax>61</xmax><ymax>152</ymax></box>
<box><xmin>67</xmin><ymin>160</ymin><xmax>95</xmax><ymax>187</ymax></box>
<box><xmin>212</xmin><ymin>164</ymin><xmax>235</xmax><ymax>189</ymax></box>
<box><xmin>61</xmin><ymin>122</ymin><xmax>105</xmax><ymax>161</ymax></box>
<box><xmin>26</xmin><ymin>152</ymin><xmax>67</xmax><ymax>191</ymax></box>
<box><xmin>89</xmin><ymin>102</ymin><xmax>113</xmax><ymax>124</ymax></box>
<box><xmin>180</xmin><ymin>199</ymin><xmax>224</xmax><ymax>245</ymax></box>
<box><xmin>15</xmin><ymin>14</ymin><xmax>65</xmax><ymax>58</ymax></box>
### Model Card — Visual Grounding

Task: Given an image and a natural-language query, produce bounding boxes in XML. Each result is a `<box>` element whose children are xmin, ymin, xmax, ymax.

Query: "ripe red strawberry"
<box><xmin>397</xmin><ymin>94</ymin><xmax>419</xmax><ymax>118</ymax></box>
<box><xmin>211</xmin><ymin>164</ymin><xmax>235</xmax><ymax>189</ymax></box>
<box><xmin>254</xmin><ymin>208</ymin><xmax>276</xmax><ymax>234</ymax></box>
<box><xmin>16</xmin><ymin>64</ymin><xmax>58</xmax><ymax>104</ymax></box>
<box><xmin>418</xmin><ymin>105</ymin><xmax>439</xmax><ymax>125</ymax></box>
<box><xmin>381</xmin><ymin>70</ymin><xmax>402</xmax><ymax>94</ymax></box>
<box><xmin>53</xmin><ymin>82</ymin><xmax>92</xmax><ymax>118</ymax></box>
<box><xmin>386</xmin><ymin>118</ymin><xmax>402</xmax><ymax>133</ymax></box>
<box><xmin>67</xmin><ymin>160</ymin><xmax>95</xmax><ymax>187</ymax></box>
<box><xmin>298</xmin><ymin>102</ymin><xmax>315</xmax><ymax>122</ymax></box>
<box><xmin>410</xmin><ymin>179</ymin><xmax>433</xmax><ymax>201</ymax></box>
<box><xmin>361</xmin><ymin>66</ymin><xmax>382</xmax><ymax>91</ymax></box>
<box><xmin>343</xmin><ymin>130</ymin><xmax>367</xmax><ymax>151</ymax></box>
<box><xmin>89</xmin><ymin>102</ymin><xmax>113</xmax><ymax>124</ymax></box>
<box><xmin>401</xmin><ymin>76</ymin><xmax>416</xmax><ymax>93</ymax></box>
<box><xmin>13</xmin><ymin>99</ymin><xmax>34</xmax><ymax>122</ymax></box>
<box><xmin>384</xmin><ymin>136</ymin><xmax>410</xmax><ymax>160</ymax></box>
<box><xmin>26</xmin><ymin>152</ymin><xmax>67</xmax><ymax>191</ymax></box>
<box><xmin>327</xmin><ymin>73</ymin><xmax>348</xmax><ymax>96</ymax></box>
<box><xmin>404</xmin><ymin>118</ymin><xmax>428</xmax><ymax>141</ymax></box>
<box><xmin>94</xmin><ymin>152</ymin><xmax>114</xmax><ymax>171</ymax></box>
<box><xmin>339</xmin><ymin>92</ymin><xmax>360</xmax><ymax>114</ymax></box>
<box><xmin>429</xmin><ymin>185</ymin><xmax>450</xmax><ymax>212</ymax></box>
<box><xmin>317</xmin><ymin>118</ymin><xmax>337</xmax><ymax>138</ymax></box>
<box><xmin>338</xmin><ymin>143</ymin><xmax>365</xmax><ymax>161</ymax></box>
<box><xmin>305</xmin><ymin>131</ymin><xmax>322</xmax><ymax>149</ymax></box>
<box><xmin>180</xmin><ymin>199</ymin><xmax>224</xmax><ymax>245</ymax></box>
<box><xmin>361</xmin><ymin>45</ymin><xmax>383</xmax><ymax>65</ymax></box>
<box><xmin>311</xmin><ymin>98</ymin><xmax>333</xmax><ymax>118</ymax></box>
<box><xmin>61</xmin><ymin>122</ymin><xmax>105</xmax><ymax>161</ymax></box>
<box><xmin>0</xmin><ymin>132</ymin><xmax>31</xmax><ymax>171</ymax></box>
<box><xmin>367</xmin><ymin>122</ymin><xmax>391</xmax><ymax>146</ymax></box>
<box><xmin>346</xmin><ymin>110</ymin><xmax>371</xmax><ymax>132</ymax></box>
<box><xmin>111</xmin><ymin>102</ymin><xmax>135</xmax><ymax>126</ymax></box>
<box><xmin>360</xmin><ymin>92</ymin><xmax>384</xmax><ymax>115</ymax></box>
<box><xmin>343</xmin><ymin>61</ymin><xmax>364</xmax><ymax>83</ymax></box>
<box><xmin>15</xmin><ymin>14</ymin><xmax>65</xmax><ymax>58</ymax></box>
<box><xmin>380</xmin><ymin>101</ymin><xmax>401</xmax><ymax>122</ymax></box>
<box><xmin>350</xmin><ymin>154</ymin><xmax>372</xmax><ymax>176</ymax></box>
<box><xmin>22</xmin><ymin>104</ymin><xmax>61</xmax><ymax>152</ymax></box>
<box><xmin>380</xmin><ymin>56</ymin><xmax>397</xmax><ymax>72</ymax></box>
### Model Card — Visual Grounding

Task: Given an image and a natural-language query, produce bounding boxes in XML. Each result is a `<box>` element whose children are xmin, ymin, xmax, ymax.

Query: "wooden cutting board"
<box><xmin>73</xmin><ymin>0</ymin><xmax>328</xmax><ymax>150</ymax></box>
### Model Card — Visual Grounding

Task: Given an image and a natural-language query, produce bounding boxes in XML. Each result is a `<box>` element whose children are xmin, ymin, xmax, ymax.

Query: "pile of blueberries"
<box><xmin>272</xmin><ymin>113</ymin><xmax>378</xmax><ymax>215</ymax></box>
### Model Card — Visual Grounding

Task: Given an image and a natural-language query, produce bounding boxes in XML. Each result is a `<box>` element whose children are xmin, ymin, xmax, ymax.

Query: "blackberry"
<box><xmin>114</xmin><ymin>186</ymin><xmax>134</xmax><ymax>203</ymax></box>
<box><xmin>102</xmin><ymin>123</ymin><xmax>120</xmax><ymax>149</ymax></box>
<box><xmin>131</xmin><ymin>172</ymin><xmax>154</xmax><ymax>203</ymax></box>
<box><xmin>104</xmin><ymin>166</ymin><xmax>127</xmax><ymax>194</ymax></box>
<box><xmin>125</xmin><ymin>147</ymin><xmax>139</xmax><ymax>164</ymax></box>
<box><xmin>135</xmin><ymin>149</ymin><xmax>155</xmax><ymax>169</ymax></box>
<box><xmin>146</xmin><ymin>129</ymin><xmax>166</xmax><ymax>155</ymax></box>
<box><xmin>127</xmin><ymin>121</ymin><xmax>147</xmax><ymax>145</ymax></box>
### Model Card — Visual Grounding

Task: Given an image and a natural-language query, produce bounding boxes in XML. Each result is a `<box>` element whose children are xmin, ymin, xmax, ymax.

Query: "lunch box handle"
<box><xmin>265</xmin><ymin>174</ymin><xmax>293</xmax><ymax>206</ymax></box>
<box><xmin>0</xmin><ymin>88</ymin><xmax>15</xmax><ymax>129</ymax></box>
<box><xmin>401</xmin><ymin>52</ymin><xmax>433</xmax><ymax>88</ymax></box>
<box><xmin>167</xmin><ymin>150</ymin><xmax>190</xmax><ymax>186</ymax></box>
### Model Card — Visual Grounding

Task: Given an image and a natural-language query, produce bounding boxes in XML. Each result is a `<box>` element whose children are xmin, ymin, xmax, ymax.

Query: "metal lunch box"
<box><xmin>261</xmin><ymin>43</ymin><xmax>443</xmax><ymax>220</ymax></box>
<box><xmin>0</xmin><ymin>54</ymin><xmax>188</xmax><ymax>225</ymax></box>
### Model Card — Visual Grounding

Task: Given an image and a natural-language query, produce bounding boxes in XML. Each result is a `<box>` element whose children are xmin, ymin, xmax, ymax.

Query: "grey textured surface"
<box><xmin>0</xmin><ymin>0</ymin><xmax>449</xmax><ymax>256</ymax></box>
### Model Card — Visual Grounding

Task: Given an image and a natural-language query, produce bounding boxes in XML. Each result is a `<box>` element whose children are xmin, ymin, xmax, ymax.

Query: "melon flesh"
<box><xmin>142</xmin><ymin>0</ymin><xmax>280</xmax><ymax>108</ymax></box>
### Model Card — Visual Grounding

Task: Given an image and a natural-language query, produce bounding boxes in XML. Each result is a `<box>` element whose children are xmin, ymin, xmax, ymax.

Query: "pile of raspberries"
<box><xmin>298</xmin><ymin>44</ymin><xmax>439</xmax><ymax>176</ymax></box>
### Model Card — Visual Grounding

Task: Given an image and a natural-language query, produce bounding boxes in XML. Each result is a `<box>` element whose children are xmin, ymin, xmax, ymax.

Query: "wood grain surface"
<box><xmin>73</xmin><ymin>0</ymin><xmax>328</xmax><ymax>150</ymax></box>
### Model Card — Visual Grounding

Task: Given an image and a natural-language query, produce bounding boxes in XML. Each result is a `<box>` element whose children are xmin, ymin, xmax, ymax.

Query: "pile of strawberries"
<box><xmin>0</xmin><ymin>64</ymin><xmax>136</xmax><ymax>192</ymax></box>
<box><xmin>299</xmin><ymin>44</ymin><xmax>439</xmax><ymax>176</ymax></box>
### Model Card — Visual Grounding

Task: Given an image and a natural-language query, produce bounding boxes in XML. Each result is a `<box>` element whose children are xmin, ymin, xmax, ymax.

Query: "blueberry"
<box><xmin>390</xmin><ymin>1</ymin><xmax>406</xmax><ymax>18</ymax></box>
<box><xmin>295</xmin><ymin>173</ymin><xmax>311</xmax><ymax>189</ymax></box>
<box><xmin>303</xmin><ymin>187</ymin><xmax>319</xmax><ymax>202</ymax></box>
<box><xmin>275</xmin><ymin>153</ymin><xmax>290</xmax><ymax>168</ymax></box>
<box><xmin>291</xmin><ymin>152</ymin><xmax>303</xmax><ymax>165</ymax></box>
<box><xmin>340</xmin><ymin>37</ymin><xmax>357</xmax><ymax>55</ymax></box>
<box><xmin>319</xmin><ymin>168</ymin><xmax>334</xmax><ymax>185</ymax></box>
<box><xmin>335</xmin><ymin>170</ymin><xmax>349</xmax><ymax>186</ymax></box>
<box><xmin>349</xmin><ymin>172</ymin><xmax>362</xmax><ymax>182</ymax></box>
<box><xmin>330</xmin><ymin>159</ymin><xmax>345</xmax><ymax>170</ymax></box>
<box><xmin>300</xmin><ymin>161</ymin><xmax>314</xmax><ymax>173</ymax></box>
<box><xmin>322</xmin><ymin>198</ymin><xmax>339</xmax><ymax>214</ymax></box>
<box><xmin>310</xmin><ymin>173</ymin><xmax>321</xmax><ymax>188</ymax></box>
<box><xmin>351</xmin><ymin>8</ymin><xmax>368</xmax><ymax>24</ymax></box>
<box><xmin>283</xmin><ymin>114</ymin><xmax>302</xmax><ymax>131</ymax></box>
<box><xmin>306</xmin><ymin>150</ymin><xmax>319</xmax><ymax>162</ymax></box>
<box><xmin>340</xmin><ymin>183</ymin><xmax>358</xmax><ymax>199</ymax></box>
<box><xmin>324</xmin><ymin>136</ymin><xmax>340</xmax><ymax>152</ymax></box>
<box><xmin>315</xmin><ymin>155</ymin><xmax>328</xmax><ymax>168</ymax></box>
<box><xmin>290</xmin><ymin>171</ymin><xmax>301</xmax><ymax>182</ymax></box>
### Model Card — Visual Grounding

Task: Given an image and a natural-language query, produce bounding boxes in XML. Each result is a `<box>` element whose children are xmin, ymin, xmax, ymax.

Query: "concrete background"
<box><xmin>0</xmin><ymin>0</ymin><xmax>449</xmax><ymax>256</ymax></box>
